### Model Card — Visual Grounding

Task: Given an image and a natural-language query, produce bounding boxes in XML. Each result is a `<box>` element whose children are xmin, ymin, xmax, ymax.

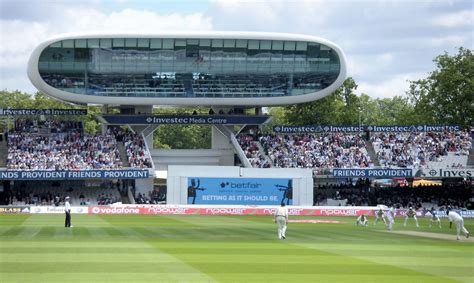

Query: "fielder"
<box><xmin>403</xmin><ymin>207</ymin><xmax>419</xmax><ymax>228</ymax></box>
<box><xmin>356</xmin><ymin>214</ymin><xmax>368</xmax><ymax>226</ymax></box>
<box><xmin>274</xmin><ymin>203</ymin><xmax>288</xmax><ymax>240</ymax></box>
<box><xmin>447</xmin><ymin>209</ymin><xmax>470</xmax><ymax>240</ymax></box>
<box><xmin>428</xmin><ymin>209</ymin><xmax>441</xmax><ymax>229</ymax></box>
<box><xmin>374</xmin><ymin>208</ymin><xmax>387</xmax><ymax>225</ymax></box>
<box><xmin>386</xmin><ymin>206</ymin><xmax>395</xmax><ymax>231</ymax></box>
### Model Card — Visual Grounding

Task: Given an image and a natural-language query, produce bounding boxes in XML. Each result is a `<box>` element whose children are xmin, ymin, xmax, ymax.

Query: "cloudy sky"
<box><xmin>0</xmin><ymin>0</ymin><xmax>472</xmax><ymax>98</ymax></box>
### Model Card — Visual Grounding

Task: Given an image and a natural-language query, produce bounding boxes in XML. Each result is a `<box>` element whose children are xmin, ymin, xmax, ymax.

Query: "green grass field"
<box><xmin>0</xmin><ymin>214</ymin><xmax>473</xmax><ymax>283</ymax></box>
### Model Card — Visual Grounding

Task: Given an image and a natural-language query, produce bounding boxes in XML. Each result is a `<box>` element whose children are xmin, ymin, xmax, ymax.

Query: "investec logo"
<box><xmin>429</xmin><ymin>169</ymin><xmax>473</xmax><ymax>177</ymax></box>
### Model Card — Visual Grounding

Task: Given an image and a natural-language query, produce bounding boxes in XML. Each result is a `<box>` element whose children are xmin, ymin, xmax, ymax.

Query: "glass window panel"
<box><xmin>87</xmin><ymin>39</ymin><xmax>99</xmax><ymax>48</ymax></box>
<box><xmin>100</xmin><ymin>38</ymin><xmax>112</xmax><ymax>48</ymax></box>
<box><xmin>272</xmin><ymin>40</ymin><xmax>283</xmax><ymax>50</ymax></box>
<box><xmin>113</xmin><ymin>38</ymin><xmax>124</xmax><ymax>47</ymax></box>
<box><xmin>49</xmin><ymin>41</ymin><xmax>62</xmax><ymax>48</ymax></box>
<box><xmin>200</xmin><ymin>39</ymin><xmax>211</xmax><ymax>46</ymax></box>
<box><xmin>224</xmin><ymin>39</ymin><xmax>235</xmax><ymax>48</ymax></box>
<box><xmin>125</xmin><ymin>38</ymin><xmax>137</xmax><ymax>47</ymax></box>
<box><xmin>320</xmin><ymin>45</ymin><xmax>331</xmax><ymax>51</ymax></box>
<box><xmin>260</xmin><ymin>40</ymin><xmax>271</xmax><ymax>50</ymax></box>
<box><xmin>150</xmin><ymin>39</ymin><xmax>162</xmax><ymax>48</ymax></box>
<box><xmin>75</xmin><ymin>39</ymin><xmax>87</xmax><ymax>48</ymax></box>
<box><xmin>187</xmin><ymin>39</ymin><xmax>199</xmax><ymax>45</ymax></box>
<box><xmin>62</xmin><ymin>40</ymin><xmax>74</xmax><ymax>48</ymax></box>
<box><xmin>137</xmin><ymin>38</ymin><xmax>149</xmax><ymax>48</ymax></box>
<box><xmin>296</xmin><ymin>41</ymin><xmax>307</xmax><ymax>51</ymax></box>
<box><xmin>211</xmin><ymin>39</ymin><xmax>223</xmax><ymax>47</ymax></box>
<box><xmin>175</xmin><ymin>39</ymin><xmax>186</xmax><ymax>46</ymax></box>
<box><xmin>162</xmin><ymin>39</ymin><xmax>174</xmax><ymax>49</ymax></box>
<box><xmin>248</xmin><ymin>40</ymin><xmax>259</xmax><ymax>49</ymax></box>
<box><xmin>284</xmin><ymin>41</ymin><xmax>296</xmax><ymax>51</ymax></box>
<box><xmin>236</xmin><ymin>39</ymin><xmax>247</xmax><ymax>48</ymax></box>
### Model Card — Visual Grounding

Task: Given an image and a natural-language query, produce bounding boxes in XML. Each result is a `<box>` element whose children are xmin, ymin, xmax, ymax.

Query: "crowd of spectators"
<box><xmin>111</xmin><ymin>127</ymin><xmax>153</xmax><ymax>169</ymax></box>
<box><xmin>134</xmin><ymin>187</ymin><xmax>166</xmax><ymax>204</ymax></box>
<box><xmin>237</xmin><ymin>134</ymin><xmax>271</xmax><ymax>168</ymax></box>
<box><xmin>7</xmin><ymin>120</ymin><xmax>155</xmax><ymax>170</ymax></box>
<box><xmin>238</xmin><ymin>130</ymin><xmax>471</xmax><ymax>170</ymax></box>
<box><xmin>314</xmin><ymin>179</ymin><xmax>472</xmax><ymax>210</ymax></box>
<box><xmin>96</xmin><ymin>193</ymin><xmax>120</xmax><ymax>205</ymax></box>
<box><xmin>13</xmin><ymin>118</ymin><xmax>82</xmax><ymax>133</ymax></box>
<box><xmin>259</xmin><ymin>133</ymin><xmax>372</xmax><ymax>169</ymax></box>
<box><xmin>7</xmin><ymin>131</ymin><xmax>123</xmax><ymax>170</ymax></box>
<box><xmin>371</xmin><ymin>130</ymin><xmax>472</xmax><ymax>168</ymax></box>
<box><xmin>3</xmin><ymin>190</ymin><xmax>60</xmax><ymax>206</ymax></box>
<box><xmin>123</xmin><ymin>133</ymin><xmax>153</xmax><ymax>168</ymax></box>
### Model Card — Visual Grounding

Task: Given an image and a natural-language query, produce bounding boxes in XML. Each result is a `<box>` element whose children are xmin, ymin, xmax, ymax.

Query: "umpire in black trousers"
<box><xmin>65</xmin><ymin>196</ymin><xmax>72</xmax><ymax>227</ymax></box>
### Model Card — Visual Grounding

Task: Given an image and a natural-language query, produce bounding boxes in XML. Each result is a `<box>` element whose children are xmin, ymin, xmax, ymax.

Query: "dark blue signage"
<box><xmin>187</xmin><ymin>177</ymin><xmax>293</xmax><ymax>205</ymax></box>
<box><xmin>273</xmin><ymin>125</ymin><xmax>460</xmax><ymax>133</ymax></box>
<box><xmin>0</xmin><ymin>170</ymin><xmax>149</xmax><ymax>180</ymax></box>
<box><xmin>333</xmin><ymin>169</ymin><xmax>412</xmax><ymax>178</ymax></box>
<box><xmin>102</xmin><ymin>115</ymin><xmax>271</xmax><ymax>125</ymax></box>
<box><xmin>0</xmin><ymin>109</ymin><xmax>87</xmax><ymax>116</ymax></box>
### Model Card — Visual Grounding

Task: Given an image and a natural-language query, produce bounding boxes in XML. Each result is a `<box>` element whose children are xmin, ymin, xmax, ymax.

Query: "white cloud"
<box><xmin>0</xmin><ymin>5</ymin><xmax>213</xmax><ymax>91</ymax></box>
<box><xmin>208</xmin><ymin>0</ymin><xmax>471</xmax><ymax>99</ymax></box>
<box><xmin>432</xmin><ymin>10</ymin><xmax>473</xmax><ymax>28</ymax></box>
<box><xmin>58</xmin><ymin>8</ymin><xmax>212</xmax><ymax>33</ymax></box>
<box><xmin>357</xmin><ymin>72</ymin><xmax>426</xmax><ymax>99</ymax></box>
<box><xmin>1</xmin><ymin>0</ymin><xmax>472</xmax><ymax>100</ymax></box>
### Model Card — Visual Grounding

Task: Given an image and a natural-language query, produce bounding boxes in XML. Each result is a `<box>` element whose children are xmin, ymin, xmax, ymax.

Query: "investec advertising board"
<box><xmin>273</xmin><ymin>125</ymin><xmax>461</xmax><ymax>133</ymax></box>
<box><xmin>102</xmin><ymin>115</ymin><xmax>270</xmax><ymax>125</ymax></box>
<box><xmin>186</xmin><ymin>178</ymin><xmax>293</xmax><ymax>205</ymax></box>
<box><xmin>413</xmin><ymin>168</ymin><xmax>474</xmax><ymax>178</ymax></box>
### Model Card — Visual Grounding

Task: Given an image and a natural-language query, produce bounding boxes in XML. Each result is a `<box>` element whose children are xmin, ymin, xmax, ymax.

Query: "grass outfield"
<box><xmin>0</xmin><ymin>214</ymin><xmax>473</xmax><ymax>283</ymax></box>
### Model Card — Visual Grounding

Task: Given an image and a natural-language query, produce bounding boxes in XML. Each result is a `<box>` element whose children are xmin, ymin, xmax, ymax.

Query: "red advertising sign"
<box><xmin>88</xmin><ymin>205</ymin><xmax>377</xmax><ymax>216</ymax></box>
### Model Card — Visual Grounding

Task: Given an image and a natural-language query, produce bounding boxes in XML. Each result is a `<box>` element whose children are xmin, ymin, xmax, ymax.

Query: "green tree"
<box><xmin>0</xmin><ymin>90</ymin><xmax>35</xmax><ymax>108</ymax></box>
<box><xmin>152</xmin><ymin>107</ymin><xmax>212</xmax><ymax>149</ymax></box>
<box><xmin>407</xmin><ymin>47</ymin><xmax>473</xmax><ymax>126</ymax></box>
<box><xmin>284</xmin><ymin>77</ymin><xmax>359</xmax><ymax>125</ymax></box>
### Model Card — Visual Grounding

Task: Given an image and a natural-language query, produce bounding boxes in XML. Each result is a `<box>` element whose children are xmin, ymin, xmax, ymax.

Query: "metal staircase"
<box><xmin>364</xmin><ymin>140</ymin><xmax>380</xmax><ymax>166</ymax></box>
<box><xmin>468</xmin><ymin>148</ymin><xmax>474</xmax><ymax>166</ymax></box>
<box><xmin>0</xmin><ymin>137</ymin><xmax>7</xmax><ymax>168</ymax></box>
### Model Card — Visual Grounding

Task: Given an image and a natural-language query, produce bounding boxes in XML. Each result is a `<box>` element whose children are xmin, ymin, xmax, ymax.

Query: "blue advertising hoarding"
<box><xmin>0</xmin><ymin>109</ymin><xmax>87</xmax><ymax>116</ymax></box>
<box><xmin>333</xmin><ymin>169</ymin><xmax>412</xmax><ymax>178</ymax></box>
<box><xmin>102</xmin><ymin>115</ymin><xmax>271</xmax><ymax>125</ymax></box>
<box><xmin>0</xmin><ymin>170</ymin><xmax>149</xmax><ymax>180</ymax></box>
<box><xmin>273</xmin><ymin>125</ymin><xmax>460</xmax><ymax>133</ymax></box>
<box><xmin>187</xmin><ymin>177</ymin><xmax>293</xmax><ymax>205</ymax></box>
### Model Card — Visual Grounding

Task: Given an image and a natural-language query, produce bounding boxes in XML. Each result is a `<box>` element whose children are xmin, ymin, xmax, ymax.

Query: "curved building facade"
<box><xmin>28</xmin><ymin>32</ymin><xmax>346</xmax><ymax>106</ymax></box>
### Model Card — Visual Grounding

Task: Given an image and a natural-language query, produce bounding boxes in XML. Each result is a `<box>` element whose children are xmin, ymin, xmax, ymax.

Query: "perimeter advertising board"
<box><xmin>0</xmin><ymin>170</ymin><xmax>149</xmax><ymax>180</ymax></box>
<box><xmin>88</xmin><ymin>205</ymin><xmax>377</xmax><ymax>216</ymax></box>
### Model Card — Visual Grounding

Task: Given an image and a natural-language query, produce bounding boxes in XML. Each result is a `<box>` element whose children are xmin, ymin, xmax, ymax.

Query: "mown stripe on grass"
<box><xmin>1</xmin><ymin>272</ymin><xmax>215</xmax><ymax>283</ymax></box>
<box><xmin>0</xmin><ymin>247</ymin><xmax>157</xmax><ymax>254</ymax></box>
<box><xmin>0</xmin><ymin>226</ymin><xmax>26</xmax><ymax>237</ymax></box>
<box><xmin>297</xmin><ymin>241</ymin><xmax>473</xmax><ymax>283</ymax></box>
<box><xmin>0</xmin><ymin>214</ymin><xmax>30</xmax><ymax>226</ymax></box>
<box><xmin>0</xmin><ymin>262</ymin><xmax>216</xmax><ymax>275</ymax></box>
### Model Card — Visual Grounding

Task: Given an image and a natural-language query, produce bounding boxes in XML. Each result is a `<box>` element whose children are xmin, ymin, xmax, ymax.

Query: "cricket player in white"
<box><xmin>403</xmin><ymin>207</ymin><xmax>419</xmax><ymax>228</ymax></box>
<box><xmin>428</xmin><ymin>210</ymin><xmax>441</xmax><ymax>229</ymax></box>
<box><xmin>386</xmin><ymin>206</ymin><xmax>395</xmax><ymax>231</ymax></box>
<box><xmin>274</xmin><ymin>203</ymin><xmax>288</xmax><ymax>239</ymax></box>
<box><xmin>374</xmin><ymin>208</ymin><xmax>387</xmax><ymax>225</ymax></box>
<box><xmin>356</xmin><ymin>214</ymin><xmax>368</xmax><ymax>226</ymax></box>
<box><xmin>447</xmin><ymin>209</ymin><xmax>469</xmax><ymax>240</ymax></box>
